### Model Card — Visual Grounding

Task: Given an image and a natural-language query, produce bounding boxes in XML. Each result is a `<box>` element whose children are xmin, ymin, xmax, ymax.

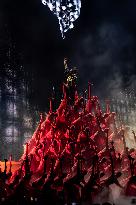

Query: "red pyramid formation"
<box><xmin>4</xmin><ymin>59</ymin><xmax>136</xmax><ymax>203</ymax></box>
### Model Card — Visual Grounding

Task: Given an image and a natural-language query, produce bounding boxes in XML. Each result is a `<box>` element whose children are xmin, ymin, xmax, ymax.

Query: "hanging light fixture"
<box><xmin>42</xmin><ymin>0</ymin><xmax>81</xmax><ymax>38</ymax></box>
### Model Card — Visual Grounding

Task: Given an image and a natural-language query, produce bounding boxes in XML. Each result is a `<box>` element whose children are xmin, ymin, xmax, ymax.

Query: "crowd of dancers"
<box><xmin>0</xmin><ymin>59</ymin><xmax>136</xmax><ymax>205</ymax></box>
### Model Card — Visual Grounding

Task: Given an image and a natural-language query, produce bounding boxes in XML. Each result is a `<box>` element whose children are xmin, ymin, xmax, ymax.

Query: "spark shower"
<box><xmin>41</xmin><ymin>0</ymin><xmax>81</xmax><ymax>38</ymax></box>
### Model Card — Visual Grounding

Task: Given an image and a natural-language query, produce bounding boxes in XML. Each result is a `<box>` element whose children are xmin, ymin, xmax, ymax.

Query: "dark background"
<box><xmin>1</xmin><ymin>0</ymin><xmax>136</xmax><ymax>111</ymax></box>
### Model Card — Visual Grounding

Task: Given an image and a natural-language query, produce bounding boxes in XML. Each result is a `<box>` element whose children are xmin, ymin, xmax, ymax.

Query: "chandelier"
<box><xmin>41</xmin><ymin>0</ymin><xmax>81</xmax><ymax>38</ymax></box>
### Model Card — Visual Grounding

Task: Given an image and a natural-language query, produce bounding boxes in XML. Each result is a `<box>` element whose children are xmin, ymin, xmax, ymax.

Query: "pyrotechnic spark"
<box><xmin>41</xmin><ymin>0</ymin><xmax>81</xmax><ymax>38</ymax></box>
<box><xmin>7</xmin><ymin>102</ymin><xmax>18</xmax><ymax>117</ymax></box>
<box><xmin>24</xmin><ymin>132</ymin><xmax>33</xmax><ymax>144</ymax></box>
<box><xmin>23</xmin><ymin>116</ymin><xmax>33</xmax><ymax>128</ymax></box>
<box><xmin>6</xmin><ymin>126</ymin><xmax>18</xmax><ymax>137</ymax></box>
<box><xmin>5</xmin><ymin>126</ymin><xmax>18</xmax><ymax>143</ymax></box>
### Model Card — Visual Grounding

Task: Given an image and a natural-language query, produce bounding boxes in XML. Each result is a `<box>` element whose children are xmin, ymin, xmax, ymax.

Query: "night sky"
<box><xmin>1</xmin><ymin>0</ymin><xmax>136</xmax><ymax>111</ymax></box>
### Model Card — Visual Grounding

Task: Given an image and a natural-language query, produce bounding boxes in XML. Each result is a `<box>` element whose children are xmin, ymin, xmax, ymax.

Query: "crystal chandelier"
<box><xmin>42</xmin><ymin>0</ymin><xmax>81</xmax><ymax>38</ymax></box>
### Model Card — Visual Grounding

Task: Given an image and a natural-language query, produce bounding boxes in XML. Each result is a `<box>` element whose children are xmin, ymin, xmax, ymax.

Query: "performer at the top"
<box><xmin>63</xmin><ymin>58</ymin><xmax>78</xmax><ymax>105</ymax></box>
